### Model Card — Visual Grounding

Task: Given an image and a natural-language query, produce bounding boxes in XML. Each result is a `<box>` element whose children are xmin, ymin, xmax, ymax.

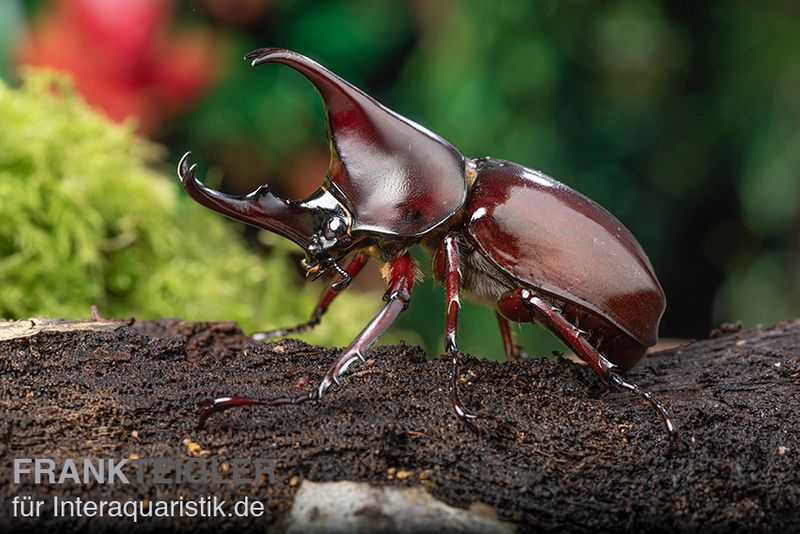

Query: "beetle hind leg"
<box><xmin>498</xmin><ymin>288</ymin><xmax>678</xmax><ymax>447</ymax></box>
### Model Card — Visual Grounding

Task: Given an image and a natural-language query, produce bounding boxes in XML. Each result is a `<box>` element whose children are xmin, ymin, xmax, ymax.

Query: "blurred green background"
<box><xmin>0</xmin><ymin>0</ymin><xmax>798</xmax><ymax>359</ymax></box>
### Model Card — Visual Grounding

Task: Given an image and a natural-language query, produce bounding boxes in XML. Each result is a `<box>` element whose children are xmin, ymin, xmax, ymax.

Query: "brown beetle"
<box><xmin>178</xmin><ymin>48</ymin><xmax>675</xmax><ymax>444</ymax></box>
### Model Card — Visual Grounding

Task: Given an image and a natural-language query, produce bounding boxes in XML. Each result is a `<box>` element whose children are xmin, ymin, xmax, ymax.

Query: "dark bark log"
<box><xmin>1</xmin><ymin>318</ymin><xmax>798</xmax><ymax>532</ymax></box>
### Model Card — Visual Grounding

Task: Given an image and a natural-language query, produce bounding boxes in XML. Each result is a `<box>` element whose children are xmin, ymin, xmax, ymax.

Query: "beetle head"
<box><xmin>178</xmin><ymin>152</ymin><xmax>355</xmax><ymax>280</ymax></box>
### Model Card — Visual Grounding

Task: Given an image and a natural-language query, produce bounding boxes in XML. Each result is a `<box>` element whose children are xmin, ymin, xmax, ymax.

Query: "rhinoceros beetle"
<box><xmin>178</xmin><ymin>48</ymin><xmax>676</xmax><ymax>444</ymax></box>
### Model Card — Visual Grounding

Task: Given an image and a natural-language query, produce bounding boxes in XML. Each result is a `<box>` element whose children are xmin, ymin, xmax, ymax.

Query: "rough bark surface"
<box><xmin>0</xmin><ymin>318</ymin><xmax>798</xmax><ymax>532</ymax></box>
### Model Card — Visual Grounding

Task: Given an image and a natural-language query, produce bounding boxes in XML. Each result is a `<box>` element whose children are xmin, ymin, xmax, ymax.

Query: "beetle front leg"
<box><xmin>314</xmin><ymin>252</ymin><xmax>416</xmax><ymax>399</ymax></box>
<box><xmin>441</xmin><ymin>233</ymin><xmax>478</xmax><ymax>421</ymax></box>
<box><xmin>198</xmin><ymin>253</ymin><xmax>414</xmax><ymax>429</ymax></box>
<box><xmin>499</xmin><ymin>288</ymin><xmax>678</xmax><ymax>447</ymax></box>
<box><xmin>252</xmin><ymin>254</ymin><xmax>368</xmax><ymax>341</ymax></box>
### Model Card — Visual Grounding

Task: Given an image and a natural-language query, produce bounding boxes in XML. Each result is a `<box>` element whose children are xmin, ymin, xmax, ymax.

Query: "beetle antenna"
<box><xmin>330</xmin><ymin>259</ymin><xmax>352</xmax><ymax>291</ymax></box>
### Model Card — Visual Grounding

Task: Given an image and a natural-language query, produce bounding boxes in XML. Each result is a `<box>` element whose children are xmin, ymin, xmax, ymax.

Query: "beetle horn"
<box><xmin>245</xmin><ymin>48</ymin><xmax>383</xmax><ymax>141</ymax></box>
<box><xmin>177</xmin><ymin>152</ymin><xmax>315</xmax><ymax>250</ymax></box>
<box><xmin>244</xmin><ymin>48</ymin><xmax>467</xmax><ymax>236</ymax></box>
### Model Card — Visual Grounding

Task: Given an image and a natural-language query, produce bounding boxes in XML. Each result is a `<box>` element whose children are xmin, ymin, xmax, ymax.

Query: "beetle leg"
<box><xmin>441</xmin><ymin>233</ymin><xmax>479</xmax><ymax>421</ymax></box>
<box><xmin>197</xmin><ymin>394</ymin><xmax>312</xmax><ymax>429</ymax></box>
<box><xmin>252</xmin><ymin>254</ymin><xmax>368</xmax><ymax>341</ymax></box>
<box><xmin>505</xmin><ymin>288</ymin><xmax>678</xmax><ymax>447</ymax></box>
<box><xmin>496</xmin><ymin>311</ymin><xmax>527</xmax><ymax>362</ymax></box>
<box><xmin>314</xmin><ymin>252</ymin><xmax>416</xmax><ymax>399</ymax></box>
<box><xmin>197</xmin><ymin>253</ymin><xmax>413</xmax><ymax>429</ymax></box>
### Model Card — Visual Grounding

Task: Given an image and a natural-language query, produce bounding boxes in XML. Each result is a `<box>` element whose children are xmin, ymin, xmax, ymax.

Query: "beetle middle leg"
<box><xmin>197</xmin><ymin>252</ymin><xmax>415</xmax><ymax>428</ymax></box>
<box><xmin>496</xmin><ymin>311</ymin><xmax>527</xmax><ymax>362</ymax></box>
<box><xmin>498</xmin><ymin>288</ymin><xmax>678</xmax><ymax>447</ymax></box>
<box><xmin>252</xmin><ymin>254</ymin><xmax>368</xmax><ymax>341</ymax></box>
<box><xmin>441</xmin><ymin>233</ymin><xmax>478</xmax><ymax>421</ymax></box>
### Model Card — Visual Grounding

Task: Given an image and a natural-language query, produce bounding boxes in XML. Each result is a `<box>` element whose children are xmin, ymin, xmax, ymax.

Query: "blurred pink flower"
<box><xmin>16</xmin><ymin>0</ymin><xmax>222</xmax><ymax>134</ymax></box>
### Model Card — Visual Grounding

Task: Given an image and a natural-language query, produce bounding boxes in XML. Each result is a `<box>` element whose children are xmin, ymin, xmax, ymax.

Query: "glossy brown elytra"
<box><xmin>178</xmin><ymin>48</ymin><xmax>676</xmax><ymax>446</ymax></box>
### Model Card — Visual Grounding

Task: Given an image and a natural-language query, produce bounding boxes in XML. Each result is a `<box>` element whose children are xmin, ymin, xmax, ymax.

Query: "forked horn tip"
<box><xmin>177</xmin><ymin>151</ymin><xmax>200</xmax><ymax>188</ymax></box>
<box><xmin>244</xmin><ymin>47</ymin><xmax>289</xmax><ymax>67</ymax></box>
<box><xmin>178</xmin><ymin>150</ymin><xmax>191</xmax><ymax>176</ymax></box>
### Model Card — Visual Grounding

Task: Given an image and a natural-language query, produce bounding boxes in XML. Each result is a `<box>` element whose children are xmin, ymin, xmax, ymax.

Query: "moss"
<box><xmin>0</xmin><ymin>71</ymin><xmax>407</xmax><ymax>347</ymax></box>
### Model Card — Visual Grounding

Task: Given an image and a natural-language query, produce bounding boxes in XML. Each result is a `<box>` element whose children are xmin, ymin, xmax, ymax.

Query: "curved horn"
<box><xmin>245</xmin><ymin>48</ymin><xmax>381</xmax><ymax>139</ymax></box>
<box><xmin>243</xmin><ymin>48</ymin><xmax>467</xmax><ymax>237</ymax></box>
<box><xmin>177</xmin><ymin>152</ymin><xmax>315</xmax><ymax>250</ymax></box>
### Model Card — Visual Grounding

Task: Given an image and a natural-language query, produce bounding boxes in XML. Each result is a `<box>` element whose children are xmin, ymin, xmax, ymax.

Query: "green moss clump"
<box><xmin>0</xmin><ymin>71</ymin><xmax>402</xmax><ymax>347</ymax></box>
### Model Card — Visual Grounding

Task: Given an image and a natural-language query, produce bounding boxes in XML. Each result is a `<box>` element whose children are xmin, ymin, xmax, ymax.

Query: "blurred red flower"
<box><xmin>16</xmin><ymin>0</ymin><xmax>222</xmax><ymax>134</ymax></box>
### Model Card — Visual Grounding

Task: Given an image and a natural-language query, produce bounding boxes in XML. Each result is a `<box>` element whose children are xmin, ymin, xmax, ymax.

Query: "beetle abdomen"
<box><xmin>463</xmin><ymin>158</ymin><xmax>666</xmax><ymax>349</ymax></box>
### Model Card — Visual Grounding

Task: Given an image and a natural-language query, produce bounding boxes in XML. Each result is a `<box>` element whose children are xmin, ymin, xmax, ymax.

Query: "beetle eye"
<box><xmin>323</xmin><ymin>216</ymin><xmax>346</xmax><ymax>239</ymax></box>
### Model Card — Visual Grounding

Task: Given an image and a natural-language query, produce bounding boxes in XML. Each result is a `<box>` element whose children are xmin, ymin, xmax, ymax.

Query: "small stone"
<box><xmin>183</xmin><ymin>438</ymin><xmax>210</xmax><ymax>458</ymax></box>
<box><xmin>778</xmin><ymin>446</ymin><xmax>788</xmax><ymax>456</ymax></box>
<box><xmin>286</xmin><ymin>481</ymin><xmax>514</xmax><ymax>533</ymax></box>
